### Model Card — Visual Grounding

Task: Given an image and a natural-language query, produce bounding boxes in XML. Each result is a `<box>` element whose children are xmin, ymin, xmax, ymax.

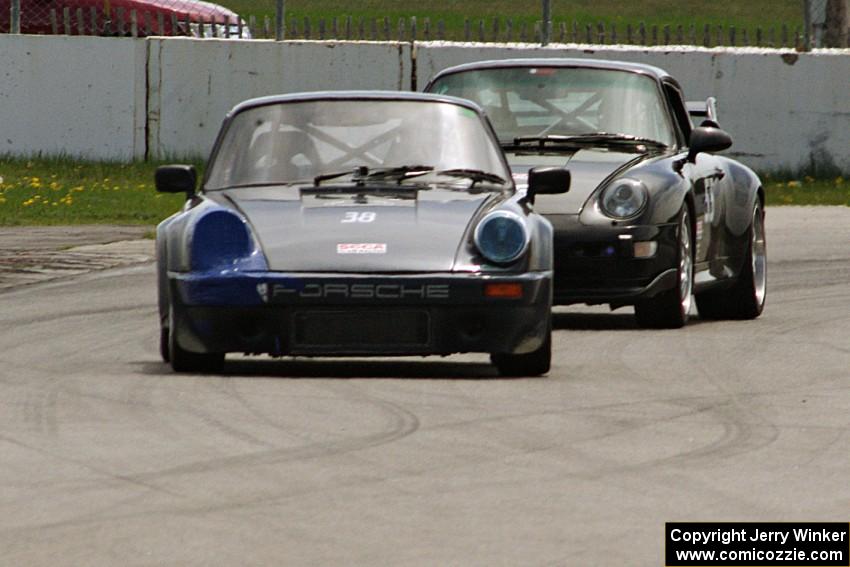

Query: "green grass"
<box><xmin>222</xmin><ymin>0</ymin><xmax>803</xmax><ymax>41</ymax></box>
<box><xmin>0</xmin><ymin>157</ymin><xmax>193</xmax><ymax>226</ymax></box>
<box><xmin>764</xmin><ymin>176</ymin><xmax>850</xmax><ymax>207</ymax></box>
<box><xmin>1</xmin><ymin>158</ymin><xmax>845</xmax><ymax>227</ymax></box>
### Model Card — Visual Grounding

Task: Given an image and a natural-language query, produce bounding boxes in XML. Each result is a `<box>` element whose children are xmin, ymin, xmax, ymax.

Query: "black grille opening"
<box><xmin>293</xmin><ymin>310</ymin><xmax>430</xmax><ymax>348</ymax></box>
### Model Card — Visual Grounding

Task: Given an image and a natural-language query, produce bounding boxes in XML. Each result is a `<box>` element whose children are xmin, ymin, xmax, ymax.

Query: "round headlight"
<box><xmin>600</xmin><ymin>179</ymin><xmax>648</xmax><ymax>219</ymax></box>
<box><xmin>191</xmin><ymin>210</ymin><xmax>253</xmax><ymax>271</ymax></box>
<box><xmin>474</xmin><ymin>211</ymin><xmax>529</xmax><ymax>265</ymax></box>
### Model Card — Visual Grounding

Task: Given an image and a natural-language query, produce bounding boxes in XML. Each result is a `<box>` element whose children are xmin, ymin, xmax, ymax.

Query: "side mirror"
<box><xmin>155</xmin><ymin>165</ymin><xmax>197</xmax><ymax>199</ymax></box>
<box><xmin>687</xmin><ymin>127</ymin><xmax>732</xmax><ymax>163</ymax></box>
<box><xmin>526</xmin><ymin>166</ymin><xmax>570</xmax><ymax>204</ymax></box>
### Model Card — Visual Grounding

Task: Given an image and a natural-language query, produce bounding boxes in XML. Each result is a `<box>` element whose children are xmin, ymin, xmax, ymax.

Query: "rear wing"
<box><xmin>686</xmin><ymin>97</ymin><xmax>719</xmax><ymax>128</ymax></box>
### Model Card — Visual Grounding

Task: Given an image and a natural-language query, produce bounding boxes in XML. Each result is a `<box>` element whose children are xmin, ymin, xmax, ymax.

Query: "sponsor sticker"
<box><xmin>337</xmin><ymin>243</ymin><xmax>387</xmax><ymax>255</ymax></box>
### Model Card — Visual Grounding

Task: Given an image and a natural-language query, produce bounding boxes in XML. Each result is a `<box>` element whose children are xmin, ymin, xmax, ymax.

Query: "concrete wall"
<box><xmin>0</xmin><ymin>35</ymin><xmax>147</xmax><ymax>160</ymax></box>
<box><xmin>0</xmin><ymin>34</ymin><xmax>848</xmax><ymax>173</ymax></box>
<box><xmin>147</xmin><ymin>38</ymin><xmax>412</xmax><ymax>158</ymax></box>
<box><xmin>416</xmin><ymin>42</ymin><xmax>850</xmax><ymax>173</ymax></box>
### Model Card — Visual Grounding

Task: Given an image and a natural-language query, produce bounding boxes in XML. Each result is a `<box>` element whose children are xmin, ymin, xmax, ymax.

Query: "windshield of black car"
<box><xmin>429</xmin><ymin>67</ymin><xmax>676</xmax><ymax>148</ymax></box>
<box><xmin>205</xmin><ymin>99</ymin><xmax>511</xmax><ymax>191</ymax></box>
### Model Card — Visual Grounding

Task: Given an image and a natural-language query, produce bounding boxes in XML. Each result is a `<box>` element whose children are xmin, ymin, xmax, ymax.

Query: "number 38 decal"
<box><xmin>341</xmin><ymin>211</ymin><xmax>376</xmax><ymax>223</ymax></box>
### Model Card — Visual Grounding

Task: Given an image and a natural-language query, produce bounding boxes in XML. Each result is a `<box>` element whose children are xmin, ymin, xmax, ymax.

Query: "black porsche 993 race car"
<box><xmin>426</xmin><ymin>59</ymin><xmax>766</xmax><ymax>328</ymax></box>
<box><xmin>155</xmin><ymin>92</ymin><xmax>569</xmax><ymax>375</ymax></box>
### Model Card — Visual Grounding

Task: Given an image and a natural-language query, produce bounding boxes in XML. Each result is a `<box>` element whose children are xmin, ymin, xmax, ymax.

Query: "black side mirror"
<box><xmin>155</xmin><ymin>165</ymin><xmax>197</xmax><ymax>199</ymax></box>
<box><xmin>687</xmin><ymin>127</ymin><xmax>732</xmax><ymax>163</ymax></box>
<box><xmin>526</xmin><ymin>166</ymin><xmax>570</xmax><ymax>204</ymax></box>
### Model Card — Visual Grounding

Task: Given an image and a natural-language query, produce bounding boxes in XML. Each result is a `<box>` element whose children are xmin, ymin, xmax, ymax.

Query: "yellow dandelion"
<box><xmin>787</xmin><ymin>180</ymin><xmax>801</xmax><ymax>188</ymax></box>
<box><xmin>836</xmin><ymin>177</ymin><xmax>845</xmax><ymax>186</ymax></box>
<box><xmin>49</xmin><ymin>181</ymin><xmax>61</xmax><ymax>190</ymax></box>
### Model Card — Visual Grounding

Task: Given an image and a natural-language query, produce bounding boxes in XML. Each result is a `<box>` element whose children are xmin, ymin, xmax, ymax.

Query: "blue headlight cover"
<box><xmin>190</xmin><ymin>210</ymin><xmax>265</xmax><ymax>272</ymax></box>
<box><xmin>600</xmin><ymin>178</ymin><xmax>648</xmax><ymax>219</ymax></box>
<box><xmin>474</xmin><ymin>210</ymin><xmax>529</xmax><ymax>265</ymax></box>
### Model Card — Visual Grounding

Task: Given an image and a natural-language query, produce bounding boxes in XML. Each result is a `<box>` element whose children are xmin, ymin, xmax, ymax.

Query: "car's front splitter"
<box><xmin>168</xmin><ymin>271</ymin><xmax>552</xmax><ymax>357</ymax></box>
<box><xmin>547</xmin><ymin>215</ymin><xmax>679</xmax><ymax>305</ymax></box>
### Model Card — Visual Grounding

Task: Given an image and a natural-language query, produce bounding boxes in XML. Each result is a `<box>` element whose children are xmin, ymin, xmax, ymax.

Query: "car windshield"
<box><xmin>205</xmin><ymin>99</ymin><xmax>511</xmax><ymax>191</ymax></box>
<box><xmin>429</xmin><ymin>67</ymin><xmax>676</xmax><ymax>147</ymax></box>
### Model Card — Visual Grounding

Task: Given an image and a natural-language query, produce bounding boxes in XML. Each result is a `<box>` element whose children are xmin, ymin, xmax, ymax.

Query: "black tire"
<box><xmin>634</xmin><ymin>206</ymin><xmax>694</xmax><ymax>329</ymax></box>
<box><xmin>491</xmin><ymin>320</ymin><xmax>552</xmax><ymax>377</ymax></box>
<box><xmin>160</xmin><ymin>324</ymin><xmax>171</xmax><ymax>363</ymax></box>
<box><xmin>696</xmin><ymin>200</ymin><xmax>766</xmax><ymax>320</ymax></box>
<box><xmin>168</xmin><ymin>307</ymin><xmax>224</xmax><ymax>373</ymax></box>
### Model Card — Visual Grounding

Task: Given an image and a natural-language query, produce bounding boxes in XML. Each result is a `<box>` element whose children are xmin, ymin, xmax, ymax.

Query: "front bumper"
<box><xmin>548</xmin><ymin>215</ymin><xmax>678</xmax><ymax>306</ymax></box>
<box><xmin>169</xmin><ymin>271</ymin><xmax>551</xmax><ymax>356</ymax></box>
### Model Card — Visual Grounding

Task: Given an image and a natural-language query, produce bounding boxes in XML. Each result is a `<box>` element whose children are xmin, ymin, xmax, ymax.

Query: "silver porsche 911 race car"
<box><xmin>155</xmin><ymin>91</ymin><xmax>569</xmax><ymax>375</ymax></box>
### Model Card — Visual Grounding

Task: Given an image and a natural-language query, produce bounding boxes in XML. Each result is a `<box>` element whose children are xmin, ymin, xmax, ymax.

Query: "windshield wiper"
<box><xmin>505</xmin><ymin>133</ymin><xmax>668</xmax><ymax>152</ymax></box>
<box><xmin>430</xmin><ymin>168</ymin><xmax>507</xmax><ymax>188</ymax></box>
<box><xmin>313</xmin><ymin>165</ymin><xmax>434</xmax><ymax>186</ymax></box>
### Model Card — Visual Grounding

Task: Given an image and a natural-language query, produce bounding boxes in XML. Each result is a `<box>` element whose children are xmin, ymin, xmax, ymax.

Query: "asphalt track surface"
<box><xmin>1</xmin><ymin>206</ymin><xmax>849</xmax><ymax>566</ymax></box>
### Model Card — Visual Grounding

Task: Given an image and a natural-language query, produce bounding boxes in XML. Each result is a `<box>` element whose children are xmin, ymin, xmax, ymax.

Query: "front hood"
<box><xmin>509</xmin><ymin>149</ymin><xmax>649</xmax><ymax>215</ymax></box>
<box><xmin>216</xmin><ymin>188</ymin><xmax>495</xmax><ymax>272</ymax></box>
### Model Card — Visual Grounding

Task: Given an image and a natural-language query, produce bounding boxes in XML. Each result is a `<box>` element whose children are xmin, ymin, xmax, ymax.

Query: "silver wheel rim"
<box><xmin>679</xmin><ymin>210</ymin><xmax>693</xmax><ymax>315</ymax></box>
<box><xmin>752</xmin><ymin>206</ymin><xmax>767</xmax><ymax>306</ymax></box>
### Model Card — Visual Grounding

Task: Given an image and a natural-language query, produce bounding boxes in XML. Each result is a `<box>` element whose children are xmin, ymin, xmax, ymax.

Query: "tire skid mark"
<box><xmin>0</xmin><ymin>434</ymin><xmax>182</xmax><ymax>498</ymax></box>
<box><xmin>170</xmin><ymin>377</ymin><xmax>278</xmax><ymax>450</ymax></box>
<box><xmin>2</xmin><ymin>411</ymin><xmax>424</xmax><ymax>543</ymax></box>
<box><xmin>218</xmin><ymin>378</ymin><xmax>329</xmax><ymax>447</ymax></box>
<box><xmin>652</xmin><ymin>399</ymin><xmax>779</xmax><ymax>467</ymax></box>
<box><xmin>116</xmin><ymin>372</ymin><xmax>189</xmax><ymax>446</ymax></box>
<box><xmin>796</xmin><ymin>428</ymin><xmax>848</xmax><ymax>467</ymax></box>
<box><xmin>566</xmin><ymin>325</ymin><xmax>780</xmax><ymax>472</ymax></box>
<box><xmin>0</xmin><ymin>303</ymin><xmax>152</xmax><ymax>327</ymax></box>
<box><xmin>656</xmin><ymin>322</ymin><xmax>781</xmax><ymax>468</ymax></box>
<box><xmin>119</xmin><ymin>386</ymin><xmax>420</xmax><ymax>483</ymax></box>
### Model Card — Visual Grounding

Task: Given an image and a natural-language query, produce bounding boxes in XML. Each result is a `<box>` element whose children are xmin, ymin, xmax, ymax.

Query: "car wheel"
<box><xmin>634</xmin><ymin>206</ymin><xmax>693</xmax><ymax>329</ymax></box>
<box><xmin>168</xmin><ymin>306</ymin><xmax>224</xmax><ymax>373</ymax></box>
<box><xmin>491</xmin><ymin>319</ymin><xmax>552</xmax><ymax>377</ymax></box>
<box><xmin>696</xmin><ymin>200</ymin><xmax>766</xmax><ymax>320</ymax></box>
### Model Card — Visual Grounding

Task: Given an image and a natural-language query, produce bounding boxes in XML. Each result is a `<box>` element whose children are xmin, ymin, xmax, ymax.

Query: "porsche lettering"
<box><xmin>271</xmin><ymin>283</ymin><xmax>450</xmax><ymax>299</ymax></box>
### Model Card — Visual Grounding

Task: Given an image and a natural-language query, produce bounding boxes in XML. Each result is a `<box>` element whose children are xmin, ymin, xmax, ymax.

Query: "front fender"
<box><xmin>578</xmin><ymin>165</ymin><xmax>692</xmax><ymax>228</ymax></box>
<box><xmin>721</xmin><ymin>157</ymin><xmax>762</xmax><ymax>238</ymax></box>
<box><xmin>526</xmin><ymin>212</ymin><xmax>554</xmax><ymax>272</ymax></box>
